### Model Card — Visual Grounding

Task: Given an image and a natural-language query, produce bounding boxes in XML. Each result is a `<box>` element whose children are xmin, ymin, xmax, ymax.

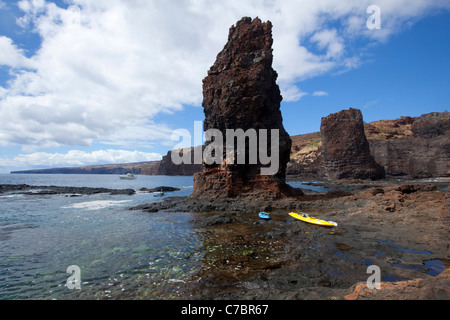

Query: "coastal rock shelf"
<box><xmin>0</xmin><ymin>184</ymin><xmax>136</xmax><ymax>195</ymax></box>
<box><xmin>132</xmin><ymin>180</ymin><xmax>449</xmax><ymax>300</ymax></box>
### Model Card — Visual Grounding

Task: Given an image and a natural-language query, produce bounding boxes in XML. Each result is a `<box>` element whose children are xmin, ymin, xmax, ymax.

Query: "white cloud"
<box><xmin>0</xmin><ymin>149</ymin><xmax>162</xmax><ymax>169</ymax></box>
<box><xmin>0</xmin><ymin>0</ymin><xmax>449</xmax><ymax>153</ymax></box>
<box><xmin>98</xmin><ymin>122</ymin><xmax>176</xmax><ymax>149</ymax></box>
<box><xmin>2</xmin><ymin>0</ymin><xmax>210</xmax><ymax>151</ymax></box>
<box><xmin>281</xmin><ymin>85</ymin><xmax>308</xmax><ymax>102</ymax></box>
<box><xmin>311</xmin><ymin>29</ymin><xmax>345</xmax><ymax>59</ymax></box>
<box><xmin>0</xmin><ymin>36</ymin><xmax>34</xmax><ymax>68</ymax></box>
<box><xmin>312</xmin><ymin>91</ymin><xmax>329</xmax><ymax>97</ymax></box>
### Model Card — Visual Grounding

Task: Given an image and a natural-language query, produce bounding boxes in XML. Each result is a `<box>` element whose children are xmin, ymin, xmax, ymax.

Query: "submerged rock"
<box><xmin>139</xmin><ymin>186</ymin><xmax>180</xmax><ymax>192</ymax></box>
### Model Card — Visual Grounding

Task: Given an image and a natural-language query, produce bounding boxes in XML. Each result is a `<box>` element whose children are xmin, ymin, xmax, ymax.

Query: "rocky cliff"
<box><xmin>142</xmin><ymin>146</ymin><xmax>203</xmax><ymax>176</ymax></box>
<box><xmin>191</xmin><ymin>17</ymin><xmax>297</xmax><ymax>198</ymax></box>
<box><xmin>14</xmin><ymin>111</ymin><xmax>449</xmax><ymax>179</ymax></box>
<box><xmin>287</xmin><ymin>132</ymin><xmax>322</xmax><ymax>178</ymax></box>
<box><xmin>289</xmin><ymin>111</ymin><xmax>450</xmax><ymax>179</ymax></box>
<box><xmin>369</xmin><ymin>112</ymin><xmax>450</xmax><ymax>178</ymax></box>
<box><xmin>320</xmin><ymin>108</ymin><xmax>385</xmax><ymax>180</ymax></box>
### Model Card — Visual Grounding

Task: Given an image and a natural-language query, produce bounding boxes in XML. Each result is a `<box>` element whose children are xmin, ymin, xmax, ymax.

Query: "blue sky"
<box><xmin>0</xmin><ymin>0</ymin><xmax>449</xmax><ymax>173</ymax></box>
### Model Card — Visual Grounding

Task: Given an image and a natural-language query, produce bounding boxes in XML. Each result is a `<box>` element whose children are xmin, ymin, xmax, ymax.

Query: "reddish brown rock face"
<box><xmin>320</xmin><ymin>108</ymin><xmax>385</xmax><ymax>180</ymax></box>
<box><xmin>191</xmin><ymin>17</ymin><xmax>297</xmax><ymax>199</ymax></box>
<box><xmin>369</xmin><ymin>112</ymin><xmax>450</xmax><ymax>178</ymax></box>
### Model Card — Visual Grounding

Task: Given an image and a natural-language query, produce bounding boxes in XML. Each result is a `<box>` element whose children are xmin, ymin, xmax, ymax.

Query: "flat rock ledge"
<box><xmin>130</xmin><ymin>181</ymin><xmax>449</xmax><ymax>300</ymax></box>
<box><xmin>0</xmin><ymin>184</ymin><xmax>136</xmax><ymax>196</ymax></box>
<box><xmin>129</xmin><ymin>190</ymin><xmax>352</xmax><ymax>213</ymax></box>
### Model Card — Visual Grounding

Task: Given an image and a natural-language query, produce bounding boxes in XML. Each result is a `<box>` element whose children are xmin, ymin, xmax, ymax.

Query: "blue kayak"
<box><xmin>153</xmin><ymin>193</ymin><xmax>165</xmax><ymax>197</ymax></box>
<box><xmin>259</xmin><ymin>212</ymin><xmax>271</xmax><ymax>220</ymax></box>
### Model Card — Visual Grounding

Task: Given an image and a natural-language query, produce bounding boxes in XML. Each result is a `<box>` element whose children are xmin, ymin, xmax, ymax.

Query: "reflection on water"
<box><xmin>377</xmin><ymin>240</ymin><xmax>431</xmax><ymax>255</ymax></box>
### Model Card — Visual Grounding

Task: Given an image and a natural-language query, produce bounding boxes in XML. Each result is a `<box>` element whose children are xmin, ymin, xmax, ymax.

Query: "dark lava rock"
<box><xmin>369</xmin><ymin>112</ymin><xmax>450</xmax><ymax>178</ymax></box>
<box><xmin>412</xmin><ymin>111</ymin><xmax>450</xmax><ymax>139</ymax></box>
<box><xmin>146</xmin><ymin>147</ymin><xmax>204</xmax><ymax>176</ymax></box>
<box><xmin>139</xmin><ymin>186</ymin><xmax>181</xmax><ymax>192</ymax></box>
<box><xmin>0</xmin><ymin>184</ymin><xmax>135</xmax><ymax>196</ymax></box>
<box><xmin>320</xmin><ymin>108</ymin><xmax>385</xmax><ymax>180</ymax></box>
<box><xmin>191</xmin><ymin>17</ymin><xmax>299</xmax><ymax>199</ymax></box>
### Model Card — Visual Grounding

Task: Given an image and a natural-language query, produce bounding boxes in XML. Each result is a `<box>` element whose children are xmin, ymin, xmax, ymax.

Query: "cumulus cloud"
<box><xmin>2</xmin><ymin>0</ymin><xmax>208</xmax><ymax>152</ymax></box>
<box><xmin>281</xmin><ymin>85</ymin><xmax>309</xmax><ymax>102</ymax></box>
<box><xmin>0</xmin><ymin>0</ymin><xmax>449</xmax><ymax>156</ymax></box>
<box><xmin>0</xmin><ymin>36</ymin><xmax>34</xmax><ymax>68</ymax></box>
<box><xmin>311</xmin><ymin>29</ymin><xmax>345</xmax><ymax>59</ymax></box>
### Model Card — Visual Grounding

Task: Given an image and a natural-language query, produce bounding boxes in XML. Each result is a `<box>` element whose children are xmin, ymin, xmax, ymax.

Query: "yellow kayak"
<box><xmin>288</xmin><ymin>212</ymin><xmax>337</xmax><ymax>227</ymax></box>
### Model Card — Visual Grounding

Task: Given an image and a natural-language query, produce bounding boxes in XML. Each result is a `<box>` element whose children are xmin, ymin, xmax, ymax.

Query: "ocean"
<box><xmin>0</xmin><ymin>174</ymin><xmax>335</xmax><ymax>300</ymax></box>
<box><xmin>0</xmin><ymin>174</ymin><xmax>199</xmax><ymax>300</ymax></box>
<box><xmin>1</xmin><ymin>174</ymin><xmax>447</xmax><ymax>300</ymax></box>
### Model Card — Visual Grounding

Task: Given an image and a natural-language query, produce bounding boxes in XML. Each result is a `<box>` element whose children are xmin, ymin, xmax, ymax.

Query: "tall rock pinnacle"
<box><xmin>320</xmin><ymin>108</ymin><xmax>386</xmax><ymax>180</ymax></box>
<box><xmin>191</xmin><ymin>17</ymin><xmax>298</xmax><ymax>199</ymax></box>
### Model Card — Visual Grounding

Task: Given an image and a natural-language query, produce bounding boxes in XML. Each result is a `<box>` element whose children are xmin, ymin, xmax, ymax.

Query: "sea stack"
<box><xmin>320</xmin><ymin>108</ymin><xmax>385</xmax><ymax>180</ymax></box>
<box><xmin>191</xmin><ymin>17</ymin><xmax>298</xmax><ymax>199</ymax></box>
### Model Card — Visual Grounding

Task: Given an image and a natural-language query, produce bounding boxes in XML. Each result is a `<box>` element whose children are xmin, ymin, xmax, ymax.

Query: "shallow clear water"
<box><xmin>286</xmin><ymin>181</ymin><xmax>330</xmax><ymax>193</ymax></box>
<box><xmin>0</xmin><ymin>174</ymin><xmax>200</xmax><ymax>299</ymax></box>
<box><xmin>2</xmin><ymin>174</ymin><xmax>446</xmax><ymax>299</ymax></box>
<box><xmin>377</xmin><ymin>240</ymin><xmax>431</xmax><ymax>255</ymax></box>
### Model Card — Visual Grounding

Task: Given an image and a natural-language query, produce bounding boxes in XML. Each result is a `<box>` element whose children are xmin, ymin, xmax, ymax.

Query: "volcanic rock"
<box><xmin>411</xmin><ymin>111</ymin><xmax>450</xmax><ymax>138</ymax></box>
<box><xmin>288</xmin><ymin>111</ymin><xmax>450</xmax><ymax>179</ymax></box>
<box><xmin>320</xmin><ymin>108</ymin><xmax>385</xmax><ymax>180</ymax></box>
<box><xmin>0</xmin><ymin>184</ymin><xmax>135</xmax><ymax>195</ymax></box>
<box><xmin>191</xmin><ymin>17</ymin><xmax>298</xmax><ymax>199</ymax></box>
<box><xmin>370</xmin><ymin>111</ymin><xmax>450</xmax><ymax>178</ymax></box>
<box><xmin>345</xmin><ymin>269</ymin><xmax>450</xmax><ymax>300</ymax></box>
<box><xmin>145</xmin><ymin>146</ymin><xmax>204</xmax><ymax>176</ymax></box>
<box><xmin>139</xmin><ymin>186</ymin><xmax>180</xmax><ymax>192</ymax></box>
<box><xmin>441</xmin><ymin>186</ymin><xmax>450</xmax><ymax>223</ymax></box>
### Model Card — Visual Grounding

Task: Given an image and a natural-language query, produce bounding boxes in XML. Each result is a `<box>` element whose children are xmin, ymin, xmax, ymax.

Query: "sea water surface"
<box><xmin>0</xmin><ymin>174</ymin><xmax>199</xmax><ymax>299</ymax></box>
<box><xmin>0</xmin><ymin>174</ymin><xmax>331</xmax><ymax>299</ymax></box>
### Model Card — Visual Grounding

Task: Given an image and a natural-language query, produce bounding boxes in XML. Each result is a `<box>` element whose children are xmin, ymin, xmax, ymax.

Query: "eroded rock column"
<box><xmin>320</xmin><ymin>108</ymin><xmax>385</xmax><ymax>180</ymax></box>
<box><xmin>191</xmin><ymin>17</ymin><xmax>297</xmax><ymax>199</ymax></box>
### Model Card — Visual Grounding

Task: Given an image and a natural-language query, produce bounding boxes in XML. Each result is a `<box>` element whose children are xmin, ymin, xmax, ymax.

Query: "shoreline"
<box><xmin>132</xmin><ymin>179</ymin><xmax>450</xmax><ymax>300</ymax></box>
<box><xmin>1</xmin><ymin>178</ymin><xmax>448</xmax><ymax>299</ymax></box>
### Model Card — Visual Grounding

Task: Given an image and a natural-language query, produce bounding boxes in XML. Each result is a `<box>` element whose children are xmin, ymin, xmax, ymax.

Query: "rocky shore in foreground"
<box><xmin>132</xmin><ymin>179</ymin><xmax>450</xmax><ymax>300</ymax></box>
<box><xmin>2</xmin><ymin>180</ymin><xmax>448</xmax><ymax>299</ymax></box>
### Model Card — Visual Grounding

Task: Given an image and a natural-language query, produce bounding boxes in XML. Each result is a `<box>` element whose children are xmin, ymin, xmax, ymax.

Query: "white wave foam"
<box><xmin>0</xmin><ymin>193</ymin><xmax>25</xmax><ymax>199</ymax></box>
<box><xmin>62</xmin><ymin>200</ymin><xmax>132</xmax><ymax>211</ymax></box>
